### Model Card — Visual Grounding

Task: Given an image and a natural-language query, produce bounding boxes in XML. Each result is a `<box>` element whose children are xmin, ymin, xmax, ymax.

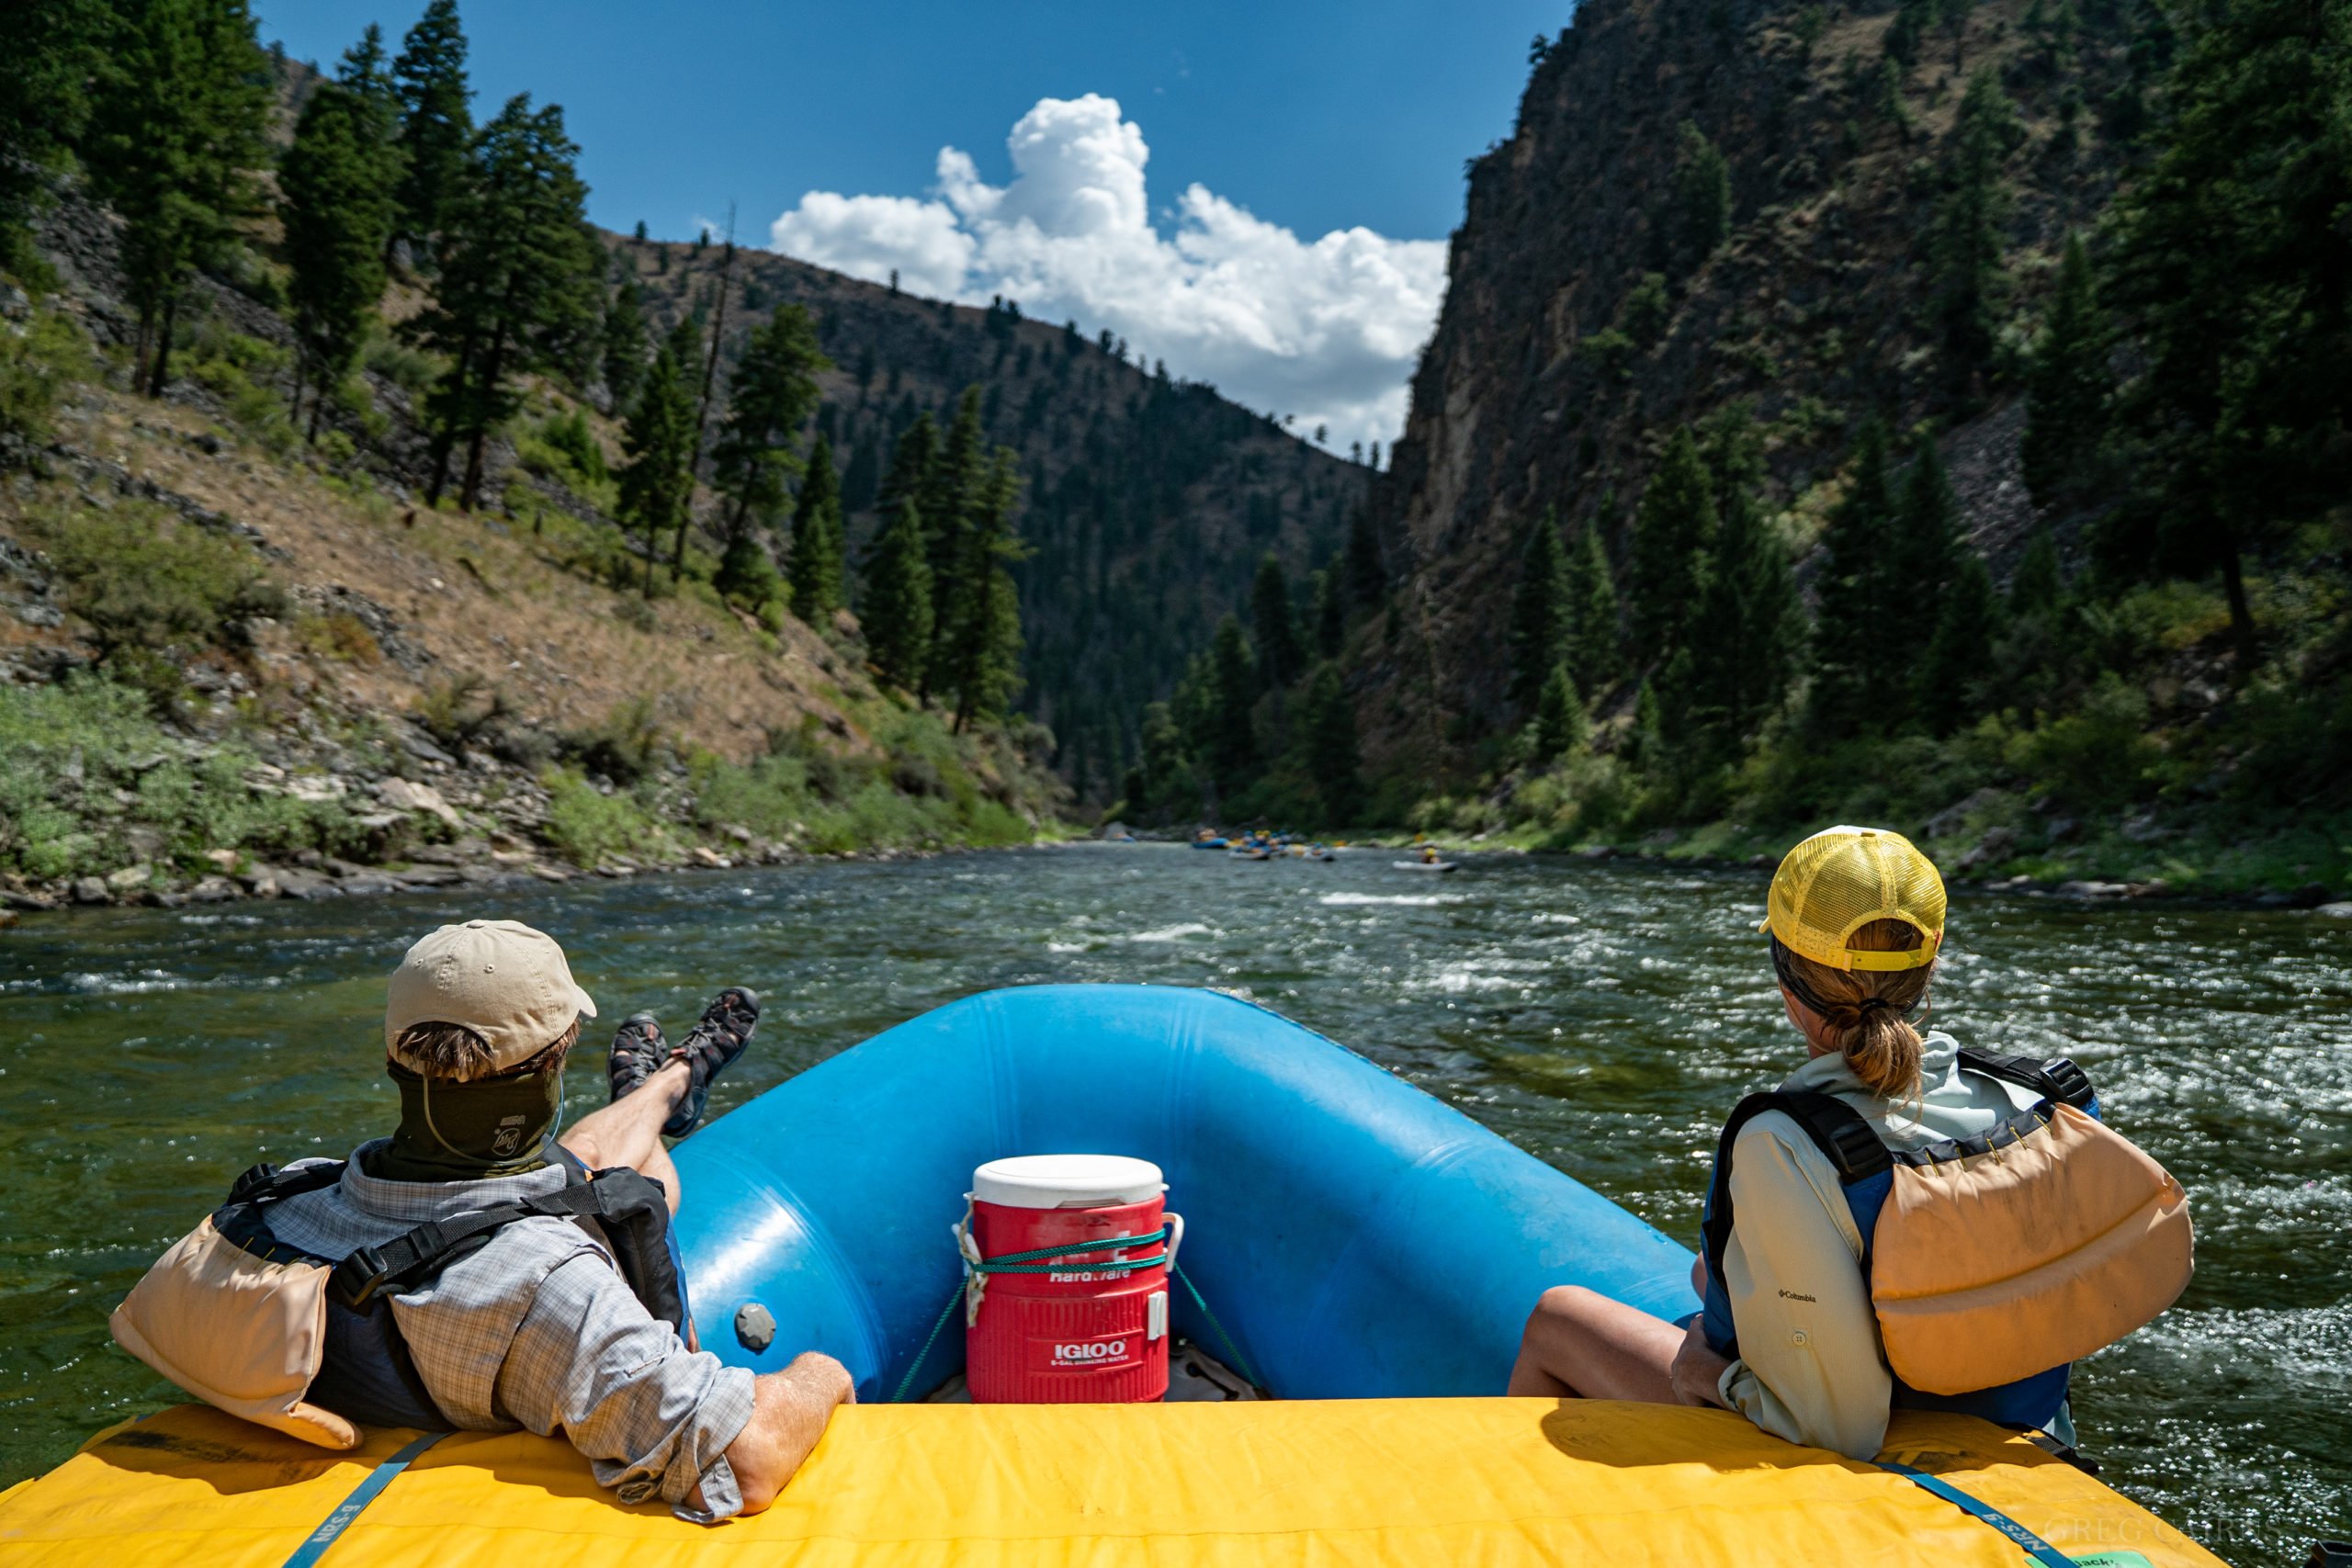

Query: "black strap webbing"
<box><xmin>327</xmin><ymin>1180</ymin><xmax>648</xmax><ymax>1308</ymax></box>
<box><xmin>1700</xmin><ymin>1089</ymin><xmax>1890</xmax><ymax>1300</ymax></box>
<box><xmin>1958</xmin><ymin>1048</ymin><xmax>2097</xmax><ymax>1110</ymax></box>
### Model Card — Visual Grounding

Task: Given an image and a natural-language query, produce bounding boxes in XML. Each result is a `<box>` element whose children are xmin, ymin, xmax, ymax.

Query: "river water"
<box><xmin>2</xmin><ymin>845</ymin><xmax>2344</xmax><ymax>1562</ymax></box>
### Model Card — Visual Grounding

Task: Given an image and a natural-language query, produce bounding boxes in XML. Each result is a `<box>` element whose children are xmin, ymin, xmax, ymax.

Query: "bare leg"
<box><xmin>1508</xmin><ymin>1285</ymin><xmax>1687</xmax><ymax>1401</ymax></box>
<box><xmin>561</xmin><ymin>1056</ymin><xmax>690</xmax><ymax>1214</ymax></box>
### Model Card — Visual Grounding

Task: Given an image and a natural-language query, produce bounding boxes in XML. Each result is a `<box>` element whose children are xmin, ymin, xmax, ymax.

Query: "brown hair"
<box><xmin>390</xmin><ymin>1018</ymin><xmax>579</xmax><ymax>1083</ymax></box>
<box><xmin>1774</xmin><ymin>918</ymin><xmax>1933</xmax><ymax>1100</ymax></box>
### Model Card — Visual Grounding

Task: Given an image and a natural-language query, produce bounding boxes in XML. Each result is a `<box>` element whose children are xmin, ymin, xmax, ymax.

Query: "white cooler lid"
<box><xmin>972</xmin><ymin>1154</ymin><xmax>1165</xmax><ymax>1209</ymax></box>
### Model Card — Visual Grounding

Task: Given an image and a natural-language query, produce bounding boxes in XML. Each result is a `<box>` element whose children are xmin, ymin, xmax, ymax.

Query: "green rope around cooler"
<box><xmin>889</xmin><ymin>1225</ymin><xmax>1262</xmax><ymax>1403</ymax></box>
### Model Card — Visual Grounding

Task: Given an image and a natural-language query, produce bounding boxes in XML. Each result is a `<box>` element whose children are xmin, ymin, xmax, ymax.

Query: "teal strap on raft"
<box><xmin>1170</xmin><ymin>1258</ymin><xmax>1262</xmax><ymax>1393</ymax></box>
<box><xmin>892</xmin><ymin>1285</ymin><xmax>966</xmax><ymax>1404</ymax></box>
<box><xmin>1877</xmin><ymin>1460</ymin><xmax>2075</xmax><ymax>1567</ymax></box>
<box><xmin>891</xmin><ymin>1226</ymin><xmax>1263</xmax><ymax>1401</ymax></box>
<box><xmin>968</xmin><ymin>1228</ymin><xmax>1170</xmax><ymax>1274</ymax></box>
<box><xmin>279</xmin><ymin>1430</ymin><xmax>447</xmax><ymax>1568</ymax></box>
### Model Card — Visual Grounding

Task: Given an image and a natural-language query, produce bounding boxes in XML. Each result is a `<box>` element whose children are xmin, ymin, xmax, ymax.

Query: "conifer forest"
<box><xmin>1</xmin><ymin>0</ymin><xmax>2348</xmax><ymax>899</ymax></box>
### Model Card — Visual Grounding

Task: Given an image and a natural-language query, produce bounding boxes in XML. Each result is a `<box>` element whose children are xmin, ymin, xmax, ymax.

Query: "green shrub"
<box><xmin>561</xmin><ymin>694</ymin><xmax>664</xmax><ymax>784</ymax></box>
<box><xmin>18</xmin><ymin>501</ymin><xmax>287</xmax><ymax>658</ymax></box>
<box><xmin>2007</xmin><ymin>672</ymin><xmax>2158</xmax><ymax>809</ymax></box>
<box><xmin>540</xmin><ymin>767</ymin><xmax>663</xmax><ymax>865</ymax></box>
<box><xmin>0</xmin><ymin>676</ymin><xmax>362</xmax><ymax>878</ymax></box>
<box><xmin>292</xmin><ymin>611</ymin><xmax>381</xmax><ymax>665</ymax></box>
<box><xmin>0</xmin><ymin>306</ymin><xmax>93</xmax><ymax>448</ymax></box>
<box><xmin>363</xmin><ymin>333</ymin><xmax>440</xmax><ymax>395</ymax></box>
<box><xmin>538</xmin><ymin>408</ymin><xmax>606</xmax><ymax>481</ymax></box>
<box><xmin>183</xmin><ymin>324</ymin><xmax>298</xmax><ymax>453</ymax></box>
<box><xmin>1581</xmin><ymin>327</ymin><xmax>1635</xmax><ymax>378</ymax></box>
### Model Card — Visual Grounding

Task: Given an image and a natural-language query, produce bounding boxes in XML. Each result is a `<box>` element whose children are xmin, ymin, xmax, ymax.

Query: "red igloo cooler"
<box><xmin>961</xmin><ymin>1154</ymin><xmax>1177</xmax><ymax>1403</ymax></box>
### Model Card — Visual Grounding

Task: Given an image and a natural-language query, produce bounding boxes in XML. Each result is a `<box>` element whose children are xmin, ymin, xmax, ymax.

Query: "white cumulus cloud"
<box><xmin>767</xmin><ymin>95</ymin><xmax>1445</xmax><ymax>455</ymax></box>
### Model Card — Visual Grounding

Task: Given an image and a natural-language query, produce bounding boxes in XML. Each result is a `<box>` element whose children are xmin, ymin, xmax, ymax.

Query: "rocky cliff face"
<box><xmin>1356</xmin><ymin>0</ymin><xmax>2137</xmax><ymax>778</ymax></box>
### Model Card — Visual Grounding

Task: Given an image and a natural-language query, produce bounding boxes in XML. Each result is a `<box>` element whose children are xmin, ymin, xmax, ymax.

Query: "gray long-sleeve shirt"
<box><xmin>268</xmin><ymin>1143</ymin><xmax>755</xmax><ymax>1521</ymax></box>
<box><xmin>1713</xmin><ymin>1032</ymin><xmax>2066</xmax><ymax>1461</ymax></box>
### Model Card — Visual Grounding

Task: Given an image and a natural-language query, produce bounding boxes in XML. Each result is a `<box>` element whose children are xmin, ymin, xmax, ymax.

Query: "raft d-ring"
<box><xmin>954</xmin><ymin>1193</ymin><xmax>988</xmax><ymax>1326</ymax></box>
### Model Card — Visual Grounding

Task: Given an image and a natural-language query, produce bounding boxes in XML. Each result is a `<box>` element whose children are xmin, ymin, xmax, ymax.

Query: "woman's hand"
<box><xmin>1668</xmin><ymin>1315</ymin><xmax>1733</xmax><ymax>1409</ymax></box>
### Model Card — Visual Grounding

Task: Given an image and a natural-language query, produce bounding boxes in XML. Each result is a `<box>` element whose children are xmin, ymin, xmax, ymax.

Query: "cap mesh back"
<box><xmin>1767</xmin><ymin>827</ymin><xmax>1945</xmax><ymax>968</ymax></box>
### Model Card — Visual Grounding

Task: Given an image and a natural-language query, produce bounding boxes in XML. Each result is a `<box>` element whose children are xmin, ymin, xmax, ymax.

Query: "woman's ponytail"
<box><xmin>1773</xmin><ymin>919</ymin><xmax>1933</xmax><ymax>1101</ymax></box>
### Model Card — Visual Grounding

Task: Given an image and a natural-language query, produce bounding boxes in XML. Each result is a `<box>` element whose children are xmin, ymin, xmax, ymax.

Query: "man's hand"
<box><xmin>1668</xmin><ymin>1315</ymin><xmax>1733</xmax><ymax>1409</ymax></box>
<box><xmin>705</xmin><ymin>1351</ymin><xmax>855</xmax><ymax>1516</ymax></box>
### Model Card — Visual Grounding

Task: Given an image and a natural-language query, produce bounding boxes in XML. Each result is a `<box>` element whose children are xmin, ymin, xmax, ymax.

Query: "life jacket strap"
<box><xmin>1958</xmin><ymin>1047</ymin><xmax>2097</xmax><ymax>1111</ymax></box>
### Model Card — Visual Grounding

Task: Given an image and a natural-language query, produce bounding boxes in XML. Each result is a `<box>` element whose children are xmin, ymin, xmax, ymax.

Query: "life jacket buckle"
<box><xmin>2042</xmin><ymin>1057</ymin><xmax>2094</xmax><ymax>1110</ymax></box>
<box><xmin>330</xmin><ymin>1247</ymin><xmax>391</xmax><ymax>1308</ymax></box>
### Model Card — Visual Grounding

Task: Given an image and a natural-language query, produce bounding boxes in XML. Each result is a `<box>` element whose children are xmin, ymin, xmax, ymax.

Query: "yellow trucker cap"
<box><xmin>1759</xmin><ymin>826</ymin><xmax>1945</xmax><ymax>971</ymax></box>
<box><xmin>384</xmin><ymin>919</ymin><xmax>596</xmax><ymax>1074</ymax></box>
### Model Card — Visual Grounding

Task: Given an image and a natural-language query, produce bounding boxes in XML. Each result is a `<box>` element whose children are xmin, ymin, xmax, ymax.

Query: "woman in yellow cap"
<box><xmin>1507</xmin><ymin>824</ymin><xmax>2184</xmax><ymax>1463</ymax></box>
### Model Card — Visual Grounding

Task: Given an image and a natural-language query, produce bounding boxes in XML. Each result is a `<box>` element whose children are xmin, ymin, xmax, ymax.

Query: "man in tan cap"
<box><xmin>259</xmin><ymin>919</ymin><xmax>852</xmax><ymax>1518</ymax></box>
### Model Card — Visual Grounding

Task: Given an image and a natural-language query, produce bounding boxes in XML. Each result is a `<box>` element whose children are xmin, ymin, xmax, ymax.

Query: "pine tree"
<box><xmin>1565</xmin><ymin>524</ymin><xmax>1621</xmax><ymax>694</ymax></box>
<box><xmin>1251</xmin><ymin>552</ymin><xmax>1303</xmax><ymax>690</ymax></box>
<box><xmin>787</xmin><ymin>434</ymin><xmax>844</xmax><ymax>626</ymax></box>
<box><xmin>1530</xmin><ymin>662</ymin><xmax>1588</xmax><ymax>765</ymax></box>
<box><xmin>874</xmin><ymin>412</ymin><xmax>937</xmax><ymax>534</ymax></box>
<box><xmin>1932</xmin><ymin>69</ymin><xmax>2018</xmax><ymax>381</ymax></box>
<box><xmin>1808</xmin><ymin>423</ymin><xmax>1903</xmax><ymax>736</ymax></box>
<box><xmin>407</xmin><ymin>94</ymin><xmax>598</xmax><ymax>510</ymax></box>
<box><xmin>2008</xmin><ymin>527</ymin><xmax>2064</xmax><ymax>621</ymax></box>
<box><xmin>2020</xmin><ymin>233</ymin><xmax>2109</xmax><ymax>504</ymax></box>
<box><xmin>601</xmin><ymin>276</ymin><xmax>648</xmax><ymax>414</ymax></box>
<box><xmin>1204</xmin><ymin>614</ymin><xmax>1259</xmax><ymax>788</ymax></box>
<box><xmin>1695</xmin><ymin>479</ymin><xmax>1800</xmax><ymax>744</ymax></box>
<box><xmin>861</xmin><ymin>495</ymin><xmax>933</xmax><ymax>692</ymax></box>
<box><xmin>1917</xmin><ymin>550</ymin><xmax>2000</xmax><ymax>735</ymax></box>
<box><xmin>1509</xmin><ymin>509</ymin><xmax>1570</xmax><ymax>708</ymax></box>
<box><xmin>2098</xmin><ymin>0</ymin><xmax>2346</xmax><ymax>669</ymax></box>
<box><xmin>924</xmin><ymin>388</ymin><xmax>985</xmax><ymax>575</ymax></box>
<box><xmin>0</xmin><ymin>0</ymin><xmax>102</xmax><ymax>267</ymax></box>
<box><xmin>711</xmin><ymin>302</ymin><xmax>830</xmax><ymax>533</ymax></box>
<box><xmin>389</xmin><ymin>0</ymin><xmax>471</xmax><ymax>266</ymax></box>
<box><xmin>279</xmin><ymin>38</ymin><xmax>402</xmax><ymax>437</ymax></box>
<box><xmin>616</xmin><ymin>343</ymin><xmax>694</xmax><ymax>597</ymax></box>
<box><xmin>1135</xmin><ymin>700</ymin><xmax>1195</xmax><ymax>822</ymax></box>
<box><xmin>1301</xmin><ymin>662</ymin><xmax>1363</xmax><ymax>825</ymax></box>
<box><xmin>1629</xmin><ymin>428</ymin><xmax>1716</xmax><ymax>665</ymax></box>
<box><xmin>1343</xmin><ymin>506</ymin><xmax>1386</xmax><ymax>605</ymax></box>
<box><xmin>1675</xmin><ymin>120</ymin><xmax>1732</xmax><ymax>271</ymax></box>
<box><xmin>1312</xmin><ymin>563</ymin><xmax>1346</xmax><ymax>659</ymax></box>
<box><xmin>1884</xmin><ymin>0</ymin><xmax>1932</xmax><ymax>66</ymax></box>
<box><xmin>712</xmin><ymin>531</ymin><xmax>779</xmax><ymax>611</ymax></box>
<box><xmin>936</xmin><ymin>450</ymin><xmax>1026</xmax><ymax>731</ymax></box>
<box><xmin>85</xmin><ymin>0</ymin><xmax>271</xmax><ymax>397</ymax></box>
<box><xmin>1894</xmin><ymin>440</ymin><xmax>1960</xmax><ymax>706</ymax></box>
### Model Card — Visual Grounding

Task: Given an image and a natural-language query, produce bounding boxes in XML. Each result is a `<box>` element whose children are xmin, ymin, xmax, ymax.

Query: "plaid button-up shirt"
<box><xmin>269</xmin><ymin>1142</ymin><xmax>756</xmax><ymax>1521</ymax></box>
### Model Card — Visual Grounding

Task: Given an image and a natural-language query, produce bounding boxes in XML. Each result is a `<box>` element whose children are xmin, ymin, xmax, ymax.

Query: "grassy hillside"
<box><xmin>0</xmin><ymin>209</ymin><xmax>1061</xmax><ymax>909</ymax></box>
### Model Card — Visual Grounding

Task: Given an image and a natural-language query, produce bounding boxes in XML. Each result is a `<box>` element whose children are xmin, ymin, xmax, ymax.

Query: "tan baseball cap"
<box><xmin>384</xmin><ymin>919</ymin><xmax>597</xmax><ymax>1074</ymax></box>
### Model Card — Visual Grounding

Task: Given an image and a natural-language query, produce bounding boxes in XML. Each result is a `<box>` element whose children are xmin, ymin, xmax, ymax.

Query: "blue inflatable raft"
<box><xmin>673</xmin><ymin>983</ymin><xmax>1700</xmax><ymax>1399</ymax></box>
<box><xmin>0</xmin><ymin>983</ymin><xmax>2230</xmax><ymax>1567</ymax></box>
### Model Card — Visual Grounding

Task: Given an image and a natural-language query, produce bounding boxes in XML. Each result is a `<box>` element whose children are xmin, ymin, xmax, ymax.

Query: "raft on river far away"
<box><xmin>0</xmin><ymin>985</ymin><xmax>2224</xmax><ymax>1566</ymax></box>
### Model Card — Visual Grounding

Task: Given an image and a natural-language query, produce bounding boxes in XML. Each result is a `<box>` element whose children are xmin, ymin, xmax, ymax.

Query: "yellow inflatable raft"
<box><xmin>0</xmin><ymin>1399</ymin><xmax>2223</xmax><ymax>1567</ymax></box>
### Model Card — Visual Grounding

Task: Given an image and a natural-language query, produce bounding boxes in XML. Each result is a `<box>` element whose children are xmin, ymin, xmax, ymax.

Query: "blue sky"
<box><xmin>260</xmin><ymin>2</ymin><xmax>1572</xmax><ymax>448</ymax></box>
